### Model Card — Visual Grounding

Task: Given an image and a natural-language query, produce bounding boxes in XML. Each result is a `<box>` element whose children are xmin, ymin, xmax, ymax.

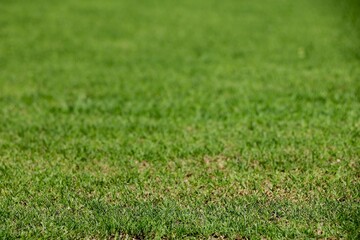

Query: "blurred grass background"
<box><xmin>0</xmin><ymin>0</ymin><xmax>359</xmax><ymax>239</ymax></box>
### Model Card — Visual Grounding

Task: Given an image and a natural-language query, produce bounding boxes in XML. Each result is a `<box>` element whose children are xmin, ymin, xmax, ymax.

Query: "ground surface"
<box><xmin>0</xmin><ymin>0</ymin><xmax>359</xmax><ymax>239</ymax></box>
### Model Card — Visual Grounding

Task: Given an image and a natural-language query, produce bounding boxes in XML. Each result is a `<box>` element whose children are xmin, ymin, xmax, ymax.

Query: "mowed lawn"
<box><xmin>0</xmin><ymin>0</ymin><xmax>359</xmax><ymax>239</ymax></box>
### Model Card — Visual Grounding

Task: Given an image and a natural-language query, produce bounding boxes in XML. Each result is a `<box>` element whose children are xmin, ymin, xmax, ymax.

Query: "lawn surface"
<box><xmin>0</xmin><ymin>0</ymin><xmax>359</xmax><ymax>239</ymax></box>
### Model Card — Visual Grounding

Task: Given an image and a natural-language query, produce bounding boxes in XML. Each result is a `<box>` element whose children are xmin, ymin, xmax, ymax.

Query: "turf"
<box><xmin>0</xmin><ymin>0</ymin><xmax>359</xmax><ymax>239</ymax></box>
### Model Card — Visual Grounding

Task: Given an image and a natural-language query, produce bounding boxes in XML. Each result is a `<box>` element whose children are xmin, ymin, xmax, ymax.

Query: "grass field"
<box><xmin>0</xmin><ymin>0</ymin><xmax>359</xmax><ymax>239</ymax></box>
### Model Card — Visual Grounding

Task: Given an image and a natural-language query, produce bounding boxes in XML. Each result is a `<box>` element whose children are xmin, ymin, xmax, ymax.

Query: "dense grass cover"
<box><xmin>0</xmin><ymin>0</ymin><xmax>359</xmax><ymax>239</ymax></box>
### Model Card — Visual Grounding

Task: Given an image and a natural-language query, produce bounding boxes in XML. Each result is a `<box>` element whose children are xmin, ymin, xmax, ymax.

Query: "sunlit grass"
<box><xmin>0</xmin><ymin>0</ymin><xmax>359</xmax><ymax>239</ymax></box>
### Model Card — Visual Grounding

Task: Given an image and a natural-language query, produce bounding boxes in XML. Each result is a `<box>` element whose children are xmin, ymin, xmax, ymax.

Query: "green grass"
<box><xmin>0</xmin><ymin>0</ymin><xmax>359</xmax><ymax>239</ymax></box>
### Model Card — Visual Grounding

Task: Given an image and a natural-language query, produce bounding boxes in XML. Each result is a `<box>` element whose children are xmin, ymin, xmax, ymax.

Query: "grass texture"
<box><xmin>0</xmin><ymin>0</ymin><xmax>359</xmax><ymax>239</ymax></box>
